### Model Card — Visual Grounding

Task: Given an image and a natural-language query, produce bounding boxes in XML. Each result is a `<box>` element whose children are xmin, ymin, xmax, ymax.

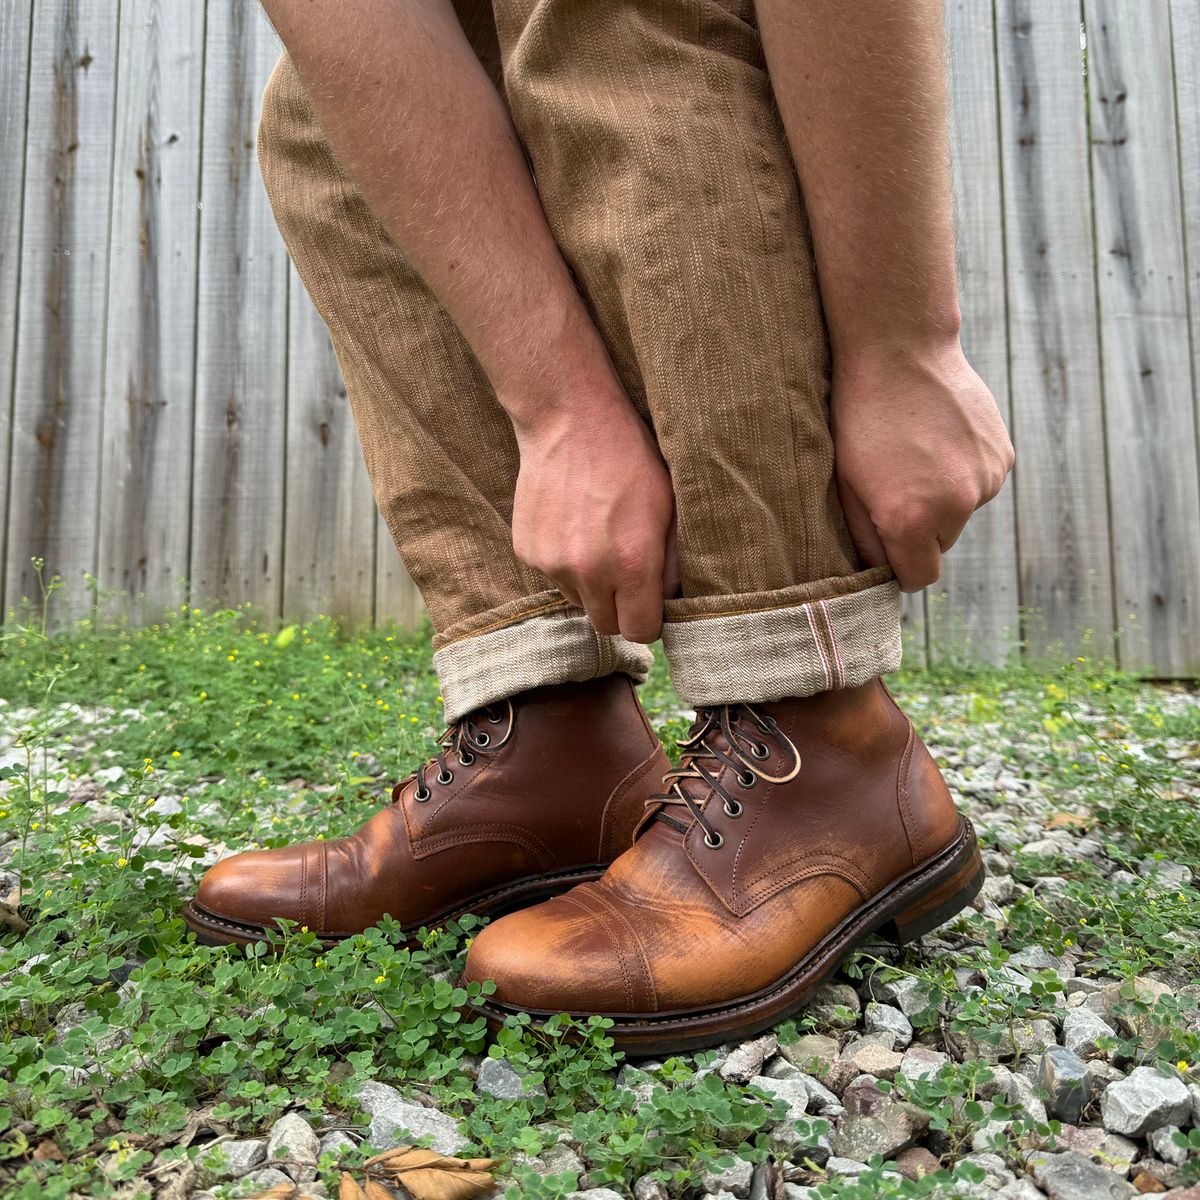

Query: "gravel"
<box><xmin>1100</xmin><ymin>1066</ymin><xmax>1193</xmax><ymax>1137</ymax></box>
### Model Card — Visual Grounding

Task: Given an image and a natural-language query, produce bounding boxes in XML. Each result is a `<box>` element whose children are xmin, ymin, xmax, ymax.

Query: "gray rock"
<box><xmin>948</xmin><ymin>1019</ymin><xmax>1056</xmax><ymax>1064</ymax></box>
<box><xmin>1006</xmin><ymin>1071</ymin><xmax>1048</xmax><ymax>1125</ymax></box>
<box><xmin>970</xmin><ymin>1118</ymin><xmax>1011</xmax><ymax>1153</ymax></box>
<box><xmin>240</xmin><ymin>1167</ymin><xmax>294</xmax><ymax>1192</ymax></box>
<box><xmin>779</xmin><ymin>1033</ymin><xmax>839</xmax><ymax>1068</ymax></box>
<box><xmin>841</xmin><ymin>1041</ymin><xmax>903</xmax><ymax>1079</ymax></box>
<box><xmin>266</xmin><ymin>1112</ymin><xmax>319</xmax><ymax>1183</ymax></box>
<box><xmin>958</xmin><ymin>1151</ymin><xmax>1016</xmax><ymax>1190</ymax></box>
<box><xmin>317</xmin><ymin>1130</ymin><xmax>357</xmax><ymax>1159</ymax></box>
<box><xmin>1100</xmin><ymin>1066</ymin><xmax>1192</xmax><ymax>1136</ymax></box>
<box><xmin>793</xmin><ymin>1072</ymin><xmax>842</xmax><ymax>1115</ymax></box>
<box><xmin>565</xmin><ymin>1191</ymin><xmax>625</xmax><ymax>1200</ymax></box>
<box><xmin>1062</xmin><ymin>1007</ymin><xmax>1115</xmax><ymax>1058</ymax></box>
<box><xmin>720</xmin><ymin>1035</ymin><xmax>778</xmax><ymax>1084</ymax></box>
<box><xmin>1040</xmin><ymin>1047</ymin><xmax>1090</xmax><ymax>1124</ymax></box>
<box><xmin>824</xmin><ymin>1157</ymin><xmax>871</xmax><ymax>1178</ymax></box>
<box><xmin>898</xmin><ymin>1045</ymin><xmax>950</xmax><ymax>1081</ymax></box>
<box><xmin>830</xmin><ymin>1102</ymin><xmax>929</xmax><ymax>1161</ymax></box>
<box><xmin>540</xmin><ymin>1141</ymin><xmax>585</xmax><ymax>1177</ymax></box>
<box><xmin>748</xmin><ymin>1074</ymin><xmax>808</xmax><ymax>1123</ymax></box>
<box><xmin>201</xmin><ymin>1138</ymin><xmax>266</xmax><ymax>1177</ymax></box>
<box><xmin>1028</xmin><ymin>1150</ymin><xmax>1136</xmax><ymax>1199</ymax></box>
<box><xmin>995</xmin><ymin>1181</ymin><xmax>1047</xmax><ymax>1200</ymax></box>
<box><xmin>633</xmin><ymin>1178</ymin><xmax>669</xmax><ymax>1200</ymax></box>
<box><xmin>356</xmin><ymin>1080</ymin><xmax>468</xmax><ymax>1155</ymax></box>
<box><xmin>864</xmin><ymin>1003</ymin><xmax>913</xmax><ymax>1049</ymax></box>
<box><xmin>875</xmin><ymin>975</ymin><xmax>935</xmax><ymax>1020</ymax></box>
<box><xmin>700</xmin><ymin>1158</ymin><xmax>754</xmax><ymax>1199</ymax></box>
<box><xmin>617</xmin><ymin>1065</ymin><xmax>658</xmax><ymax>1107</ymax></box>
<box><xmin>1009</xmin><ymin>946</ymin><xmax>1075</xmax><ymax>981</ymax></box>
<box><xmin>1148</xmin><ymin>1125</ymin><xmax>1188</xmax><ymax>1167</ymax></box>
<box><xmin>1191</xmin><ymin>1082</ymin><xmax>1200</xmax><ymax>1126</ymax></box>
<box><xmin>807</xmin><ymin>983</ymin><xmax>861</xmax><ymax>1029</ymax></box>
<box><xmin>476</xmin><ymin>1056</ymin><xmax>544</xmax><ymax>1100</ymax></box>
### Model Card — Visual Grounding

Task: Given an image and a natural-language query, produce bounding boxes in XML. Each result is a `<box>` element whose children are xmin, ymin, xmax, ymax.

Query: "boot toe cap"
<box><xmin>194</xmin><ymin>845</ymin><xmax>313</xmax><ymax>929</ymax></box>
<box><xmin>464</xmin><ymin>888</ymin><xmax>654</xmax><ymax>1014</ymax></box>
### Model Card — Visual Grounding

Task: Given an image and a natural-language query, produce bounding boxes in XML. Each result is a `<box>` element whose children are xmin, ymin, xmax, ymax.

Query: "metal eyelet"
<box><xmin>487</xmin><ymin>714</ymin><xmax>502</xmax><ymax>724</ymax></box>
<box><xmin>738</xmin><ymin>771</ymin><xmax>756</xmax><ymax>789</ymax></box>
<box><xmin>704</xmin><ymin>830</ymin><xmax>725</xmax><ymax>850</ymax></box>
<box><xmin>749</xmin><ymin>741</ymin><xmax>770</xmax><ymax>759</ymax></box>
<box><xmin>723</xmin><ymin>800</ymin><xmax>743</xmax><ymax>818</ymax></box>
<box><xmin>413</xmin><ymin>785</ymin><xmax>431</xmax><ymax>803</ymax></box>
<box><xmin>474</xmin><ymin>731</ymin><xmax>491</xmax><ymax>747</ymax></box>
<box><xmin>437</xmin><ymin>769</ymin><xmax>454</xmax><ymax>785</ymax></box>
<box><xmin>458</xmin><ymin>751</ymin><xmax>475</xmax><ymax>766</ymax></box>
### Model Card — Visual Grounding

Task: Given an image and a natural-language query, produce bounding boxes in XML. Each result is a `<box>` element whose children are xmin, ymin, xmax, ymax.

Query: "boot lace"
<box><xmin>391</xmin><ymin>699</ymin><xmax>514</xmax><ymax>804</ymax></box>
<box><xmin>651</xmin><ymin>704</ymin><xmax>800</xmax><ymax>848</ymax></box>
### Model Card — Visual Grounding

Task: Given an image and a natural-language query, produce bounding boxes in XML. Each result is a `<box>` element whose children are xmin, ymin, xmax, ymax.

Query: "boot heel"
<box><xmin>878</xmin><ymin>842</ymin><xmax>985</xmax><ymax>945</ymax></box>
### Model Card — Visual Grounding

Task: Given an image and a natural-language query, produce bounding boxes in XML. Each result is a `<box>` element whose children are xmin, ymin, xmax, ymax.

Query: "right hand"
<box><xmin>511</xmin><ymin>405</ymin><xmax>680</xmax><ymax>644</ymax></box>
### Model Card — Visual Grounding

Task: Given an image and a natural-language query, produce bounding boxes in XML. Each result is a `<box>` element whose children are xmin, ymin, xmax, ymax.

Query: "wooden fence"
<box><xmin>1</xmin><ymin>0</ymin><xmax>1199</xmax><ymax>675</ymax></box>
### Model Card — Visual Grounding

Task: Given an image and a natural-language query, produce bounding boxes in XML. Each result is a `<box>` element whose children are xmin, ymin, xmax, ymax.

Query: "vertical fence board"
<box><xmin>98</xmin><ymin>0</ymin><xmax>204</xmax><ymax>623</ymax></box>
<box><xmin>1085</xmin><ymin>2</ymin><xmax>1200</xmax><ymax>675</ymax></box>
<box><xmin>996</xmin><ymin>0</ymin><xmax>1114</xmax><ymax>658</ymax></box>
<box><xmin>189</xmin><ymin>3</ymin><xmax>287</xmax><ymax>616</ymax></box>
<box><xmin>5</xmin><ymin>0</ymin><xmax>119</xmax><ymax>622</ymax></box>
<box><xmin>0</xmin><ymin>0</ymin><xmax>34</xmax><ymax>619</ymax></box>
<box><xmin>1172</xmin><ymin>0</ymin><xmax>1200</xmax><ymax>672</ymax></box>
<box><xmin>282</xmin><ymin>279</ymin><xmax>377</xmax><ymax>624</ymax></box>
<box><xmin>932</xmin><ymin>0</ymin><xmax>1021</xmax><ymax>666</ymax></box>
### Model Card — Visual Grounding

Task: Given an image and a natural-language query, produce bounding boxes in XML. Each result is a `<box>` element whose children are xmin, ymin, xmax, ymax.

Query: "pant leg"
<box><xmin>256</xmin><ymin>42</ymin><xmax>652</xmax><ymax>722</ymax></box>
<box><xmin>491</xmin><ymin>0</ymin><xmax>901</xmax><ymax>706</ymax></box>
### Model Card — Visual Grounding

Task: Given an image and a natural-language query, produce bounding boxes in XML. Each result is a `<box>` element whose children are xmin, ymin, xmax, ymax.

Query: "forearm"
<box><xmin>260</xmin><ymin>0</ymin><xmax>627</xmax><ymax>432</ymax></box>
<box><xmin>754</xmin><ymin>0</ymin><xmax>961</xmax><ymax>363</ymax></box>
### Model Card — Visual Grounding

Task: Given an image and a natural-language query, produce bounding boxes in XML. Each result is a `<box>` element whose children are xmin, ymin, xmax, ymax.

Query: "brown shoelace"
<box><xmin>391</xmin><ymin>699</ymin><xmax>514</xmax><ymax>804</ymax></box>
<box><xmin>651</xmin><ymin>703</ymin><xmax>800</xmax><ymax>848</ymax></box>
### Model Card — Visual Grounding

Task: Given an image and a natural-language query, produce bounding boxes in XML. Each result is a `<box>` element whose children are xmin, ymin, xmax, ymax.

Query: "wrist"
<box><xmin>832</xmin><ymin>320</ymin><xmax>964</xmax><ymax>382</ymax></box>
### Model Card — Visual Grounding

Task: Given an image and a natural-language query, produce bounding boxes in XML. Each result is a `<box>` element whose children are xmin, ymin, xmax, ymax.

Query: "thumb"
<box><xmin>837</xmin><ymin>478</ymin><xmax>888</xmax><ymax>568</ymax></box>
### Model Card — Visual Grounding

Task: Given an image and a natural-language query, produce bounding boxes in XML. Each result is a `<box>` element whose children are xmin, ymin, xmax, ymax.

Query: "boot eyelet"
<box><xmin>487</xmin><ymin>714</ymin><xmax>502</xmax><ymax>724</ymax></box>
<box><xmin>474</xmin><ymin>731</ymin><xmax>491</xmax><ymax>747</ymax></box>
<box><xmin>704</xmin><ymin>831</ymin><xmax>724</xmax><ymax>849</ymax></box>
<box><xmin>723</xmin><ymin>800</ymin><xmax>743</xmax><ymax>818</ymax></box>
<box><xmin>458</xmin><ymin>751</ymin><xmax>475</xmax><ymax>766</ymax></box>
<box><xmin>413</xmin><ymin>786</ymin><xmax>431</xmax><ymax>803</ymax></box>
<box><xmin>749</xmin><ymin>741</ymin><xmax>769</xmax><ymax>759</ymax></box>
<box><xmin>437</xmin><ymin>769</ymin><xmax>454</xmax><ymax>785</ymax></box>
<box><xmin>738</xmin><ymin>771</ymin><xmax>756</xmax><ymax>789</ymax></box>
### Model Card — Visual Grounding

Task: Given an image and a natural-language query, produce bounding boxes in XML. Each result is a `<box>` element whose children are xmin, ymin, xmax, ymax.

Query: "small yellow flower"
<box><xmin>198</xmin><ymin>691</ymin><xmax>207</xmax><ymax>701</ymax></box>
<box><xmin>1079</xmin><ymin>917</ymin><xmax>1088</xmax><ymax>926</ymax></box>
<box><xmin>171</xmin><ymin>750</ymin><xmax>181</xmax><ymax>758</ymax></box>
<box><xmin>30</xmin><ymin>821</ymin><xmax>39</xmax><ymax>831</ymax></box>
<box><xmin>292</xmin><ymin>693</ymin><xmax>300</xmax><ymax>701</ymax></box>
<box><xmin>117</xmin><ymin>857</ymin><xmax>128</xmax><ymax>868</ymax></box>
<box><xmin>300</xmin><ymin>925</ymin><xmax>308</xmax><ymax>933</ymax></box>
<box><xmin>375</xmin><ymin>975</ymin><xmax>386</xmax><ymax>984</ymax></box>
<box><xmin>1063</xmin><ymin>937</ymin><xmax>1074</xmax><ymax>947</ymax></box>
<box><xmin>1178</xmin><ymin>1059</ymin><xmax>1189</xmax><ymax>1071</ymax></box>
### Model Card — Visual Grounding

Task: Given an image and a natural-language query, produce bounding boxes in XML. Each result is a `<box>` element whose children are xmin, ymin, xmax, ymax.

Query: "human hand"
<box><xmin>512</xmin><ymin>403</ymin><xmax>680</xmax><ymax>643</ymax></box>
<box><xmin>831</xmin><ymin>338</ymin><xmax>1014</xmax><ymax>591</ymax></box>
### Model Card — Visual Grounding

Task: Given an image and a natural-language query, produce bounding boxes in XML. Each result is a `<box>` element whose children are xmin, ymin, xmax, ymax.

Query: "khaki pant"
<box><xmin>257</xmin><ymin>0</ymin><xmax>901</xmax><ymax>722</ymax></box>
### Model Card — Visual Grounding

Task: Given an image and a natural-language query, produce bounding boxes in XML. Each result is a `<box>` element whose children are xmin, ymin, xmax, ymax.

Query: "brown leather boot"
<box><xmin>462</xmin><ymin>679</ymin><xmax>983</xmax><ymax>1054</ymax></box>
<box><xmin>183</xmin><ymin>675</ymin><xmax>668</xmax><ymax>946</ymax></box>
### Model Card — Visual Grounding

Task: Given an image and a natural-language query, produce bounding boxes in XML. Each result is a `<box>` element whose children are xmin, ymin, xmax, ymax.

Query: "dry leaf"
<box><xmin>32</xmin><ymin>1139</ymin><xmax>64</xmax><ymax>1162</ymax></box>
<box><xmin>365</xmin><ymin>1183</ymin><xmax>395</xmax><ymax>1200</ymax></box>
<box><xmin>372</xmin><ymin>1146</ymin><xmax>499</xmax><ymax>1200</ymax></box>
<box><xmin>340</xmin><ymin>1175</ymin><xmax>369</xmax><ymax>1200</ymax></box>
<box><xmin>1045</xmin><ymin>811</ymin><xmax>1090</xmax><ymax>830</ymax></box>
<box><xmin>0</xmin><ymin>901</ymin><xmax>28</xmax><ymax>934</ymax></box>
<box><xmin>245</xmin><ymin>1185</ymin><xmax>298</xmax><ymax>1200</ymax></box>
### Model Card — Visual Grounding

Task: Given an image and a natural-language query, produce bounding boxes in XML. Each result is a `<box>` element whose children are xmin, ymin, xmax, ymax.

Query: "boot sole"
<box><xmin>466</xmin><ymin>816</ymin><xmax>984</xmax><ymax>1055</ymax></box>
<box><xmin>181</xmin><ymin>862</ymin><xmax>610</xmax><ymax>949</ymax></box>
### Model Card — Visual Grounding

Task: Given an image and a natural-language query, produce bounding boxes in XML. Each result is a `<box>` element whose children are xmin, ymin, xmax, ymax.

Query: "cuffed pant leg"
<box><xmin>256</xmin><ymin>44</ymin><xmax>651</xmax><ymax>722</ymax></box>
<box><xmin>492</xmin><ymin>0</ymin><xmax>901</xmax><ymax>703</ymax></box>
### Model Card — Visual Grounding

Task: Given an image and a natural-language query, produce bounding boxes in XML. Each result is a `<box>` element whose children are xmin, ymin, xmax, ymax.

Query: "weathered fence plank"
<box><xmin>0</xmin><ymin>0</ymin><xmax>34</xmax><ymax>620</ymax></box>
<box><xmin>282</xmin><ymin>277</ymin><xmax>377</xmax><ymax>625</ymax></box>
<box><xmin>996</xmin><ymin>0</ymin><xmax>1115</xmax><ymax>658</ymax></box>
<box><xmin>5</xmin><ymin>0</ymin><xmax>119</xmax><ymax>621</ymax></box>
<box><xmin>1085</xmin><ymin>1</ymin><xmax>1200</xmax><ymax>675</ymax></box>
<box><xmin>934</xmin><ymin>0</ymin><xmax>1021</xmax><ymax>666</ymax></box>
<box><xmin>189</xmin><ymin>3</ymin><xmax>288</xmax><ymax>615</ymax></box>
<box><xmin>98</xmin><ymin>0</ymin><xmax>205</xmax><ymax>623</ymax></box>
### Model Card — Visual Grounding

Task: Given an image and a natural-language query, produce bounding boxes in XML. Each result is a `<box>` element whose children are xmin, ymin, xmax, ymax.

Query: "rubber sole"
<box><xmin>181</xmin><ymin>862</ymin><xmax>610</xmax><ymax>949</ymax></box>
<box><xmin>467</xmin><ymin>817</ymin><xmax>984</xmax><ymax>1055</ymax></box>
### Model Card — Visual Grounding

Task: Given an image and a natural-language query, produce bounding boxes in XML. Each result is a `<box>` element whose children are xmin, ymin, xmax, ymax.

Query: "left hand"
<box><xmin>830</xmin><ymin>337</ymin><xmax>1014</xmax><ymax>591</ymax></box>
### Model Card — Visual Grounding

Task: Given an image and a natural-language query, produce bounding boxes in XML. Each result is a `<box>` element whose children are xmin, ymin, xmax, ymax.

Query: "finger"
<box><xmin>615</xmin><ymin>577</ymin><xmax>664</xmax><ymax>644</ymax></box>
<box><xmin>837</xmin><ymin>479</ymin><xmax>888</xmax><ymax>568</ymax></box>
<box><xmin>556</xmin><ymin>581</ymin><xmax>584</xmax><ymax>611</ymax></box>
<box><xmin>662</xmin><ymin>520</ymin><xmax>682</xmax><ymax>599</ymax></box>
<box><xmin>578</xmin><ymin>584</ymin><xmax>621</xmax><ymax>637</ymax></box>
<box><xmin>883</xmin><ymin>534</ymin><xmax>943</xmax><ymax>593</ymax></box>
<box><xmin>937</xmin><ymin>513</ymin><xmax>970</xmax><ymax>555</ymax></box>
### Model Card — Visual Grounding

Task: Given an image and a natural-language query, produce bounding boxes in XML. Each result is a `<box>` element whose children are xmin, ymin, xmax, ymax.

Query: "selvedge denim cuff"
<box><xmin>660</xmin><ymin>566</ymin><xmax>901</xmax><ymax>707</ymax></box>
<box><xmin>433</xmin><ymin>593</ymin><xmax>654</xmax><ymax>722</ymax></box>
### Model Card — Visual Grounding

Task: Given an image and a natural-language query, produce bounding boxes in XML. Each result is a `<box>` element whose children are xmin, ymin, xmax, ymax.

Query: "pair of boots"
<box><xmin>184</xmin><ymin>674</ymin><xmax>981</xmax><ymax>1054</ymax></box>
